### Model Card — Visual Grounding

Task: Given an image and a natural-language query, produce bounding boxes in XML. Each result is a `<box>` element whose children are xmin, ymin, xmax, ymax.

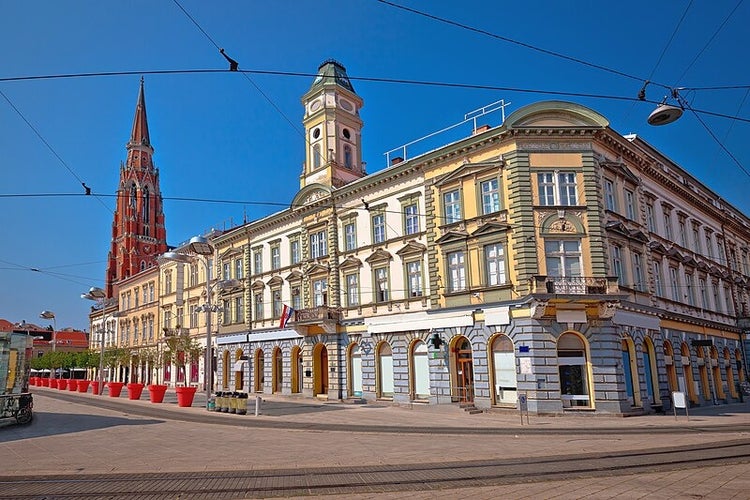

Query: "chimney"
<box><xmin>390</xmin><ymin>156</ymin><xmax>404</xmax><ymax>165</ymax></box>
<box><xmin>473</xmin><ymin>125</ymin><xmax>491</xmax><ymax>136</ymax></box>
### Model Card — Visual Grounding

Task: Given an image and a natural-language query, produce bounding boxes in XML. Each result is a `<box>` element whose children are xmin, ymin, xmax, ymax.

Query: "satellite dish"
<box><xmin>647</xmin><ymin>104</ymin><xmax>683</xmax><ymax>126</ymax></box>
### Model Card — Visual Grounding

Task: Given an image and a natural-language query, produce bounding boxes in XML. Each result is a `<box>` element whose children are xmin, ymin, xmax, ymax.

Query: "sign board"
<box><xmin>518</xmin><ymin>345</ymin><xmax>530</xmax><ymax>353</ymax></box>
<box><xmin>519</xmin><ymin>357</ymin><xmax>532</xmax><ymax>374</ymax></box>
<box><xmin>672</xmin><ymin>391</ymin><xmax>686</xmax><ymax>408</ymax></box>
<box><xmin>691</xmin><ymin>339</ymin><xmax>713</xmax><ymax>347</ymax></box>
<box><xmin>518</xmin><ymin>393</ymin><xmax>528</xmax><ymax>411</ymax></box>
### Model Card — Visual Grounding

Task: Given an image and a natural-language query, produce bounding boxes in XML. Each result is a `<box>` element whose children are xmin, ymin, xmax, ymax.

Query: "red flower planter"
<box><xmin>57</xmin><ymin>379</ymin><xmax>68</xmax><ymax>390</ymax></box>
<box><xmin>127</xmin><ymin>383</ymin><xmax>145</xmax><ymax>400</ymax></box>
<box><xmin>43</xmin><ymin>378</ymin><xmax>51</xmax><ymax>388</ymax></box>
<box><xmin>67</xmin><ymin>379</ymin><xmax>78</xmax><ymax>392</ymax></box>
<box><xmin>91</xmin><ymin>380</ymin><xmax>101</xmax><ymax>395</ymax></box>
<box><xmin>175</xmin><ymin>386</ymin><xmax>197</xmax><ymax>407</ymax></box>
<box><xmin>77</xmin><ymin>380</ymin><xmax>91</xmax><ymax>393</ymax></box>
<box><xmin>147</xmin><ymin>384</ymin><xmax>168</xmax><ymax>404</ymax></box>
<box><xmin>107</xmin><ymin>382</ymin><xmax>125</xmax><ymax>397</ymax></box>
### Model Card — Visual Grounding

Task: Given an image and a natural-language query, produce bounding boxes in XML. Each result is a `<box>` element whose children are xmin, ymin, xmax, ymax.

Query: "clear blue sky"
<box><xmin>1</xmin><ymin>1</ymin><xmax>748</xmax><ymax>331</ymax></box>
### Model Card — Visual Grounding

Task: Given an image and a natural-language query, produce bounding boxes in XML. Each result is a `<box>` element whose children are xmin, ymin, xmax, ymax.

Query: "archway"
<box><xmin>409</xmin><ymin>340</ymin><xmax>429</xmax><ymax>401</ymax></box>
<box><xmin>312</xmin><ymin>343</ymin><xmax>328</xmax><ymax>397</ymax></box>
<box><xmin>680</xmin><ymin>343</ymin><xmax>697</xmax><ymax>404</ymax></box>
<box><xmin>291</xmin><ymin>345</ymin><xmax>302</xmax><ymax>394</ymax></box>
<box><xmin>377</xmin><ymin>342</ymin><xmax>394</xmax><ymax>399</ymax></box>
<box><xmin>621</xmin><ymin>336</ymin><xmax>640</xmax><ymax>406</ymax></box>
<box><xmin>737</xmin><ymin>349</ymin><xmax>746</xmax><ymax>383</ymax></box>
<box><xmin>490</xmin><ymin>334</ymin><xmax>517</xmax><ymax>405</ymax></box>
<box><xmin>663</xmin><ymin>340</ymin><xmax>678</xmax><ymax>393</ymax></box>
<box><xmin>348</xmin><ymin>343</ymin><xmax>363</xmax><ymax>398</ymax></box>
<box><xmin>711</xmin><ymin>347</ymin><xmax>724</xmax><ymax>399</ymax></box>
<box><xmin>697</xmin><ymin>346</ymin><xmax>710</xmax><ymax>401</ymax></box>
<box><xmin>642</xmin><ymin>337</ymin><xmax>658</xmax><ymax>406</ymax></box>
<box><xmin>557</xmin><ymin>332</ymin><xmax>592</xmax><ymax>408</ymax></box>
<box><xmin>222</xmin><ymin>350</ymin><xmax>229</xmax><ymax>389</ymax></box>
<box><xmin>272</xmin><ymin>347</ymin><xmax>283</xmax><ymax>394</ymax></box>
<box><xmin>725</xmin><ymin>348</ymin><xmax>737</xmax><ymax>398</ymax></box>
<box><xmin>254</xmin><ymin>348</ymin><xmax>265</xmax><ymax>393</ymax></box>
<box><xmin>234</xmin><ymin>348</ymin><xmax>244</xmax><ymax>391</ymax></box>
<box><xmin>452</xmin><ymin>336</ymin><xmax>474</xmax><ymax>403</ymax></box>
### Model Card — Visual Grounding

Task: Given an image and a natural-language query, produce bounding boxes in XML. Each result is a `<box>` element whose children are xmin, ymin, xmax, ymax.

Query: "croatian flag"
<box><xmin>279</xmin><ymin>304</ymin><xmax>295</xmax><ymax>329</ymax></box>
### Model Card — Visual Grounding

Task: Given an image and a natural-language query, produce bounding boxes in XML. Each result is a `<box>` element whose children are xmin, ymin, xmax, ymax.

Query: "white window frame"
<box><xmin>481</xmin><ymin>178</ymin><xmax>500</xmax><ymax>214</ymax></box>
<box><xmin>444</xmin><ymin>190</ymin><xmax>461</xmax><ymax>224</ymax></box>
<box><xmin>447</xmin><ymin>251</ymin><xmax>466</xmax><ymax>292</ymax></box>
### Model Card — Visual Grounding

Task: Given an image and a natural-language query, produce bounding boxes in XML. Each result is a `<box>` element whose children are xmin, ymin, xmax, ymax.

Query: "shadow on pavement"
<box><xmin>0</xmin><ymin>412</ymin><xmax>164</xmax><ymax>442</ymax></box>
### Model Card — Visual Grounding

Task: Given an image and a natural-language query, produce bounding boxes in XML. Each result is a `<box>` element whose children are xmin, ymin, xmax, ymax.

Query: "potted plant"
<box><xmin>126</xmin><ymin>352</ymin><xmax>145</xmax><ymax>400</ymax></box>
<box><xmin>143</xmin><ymin>347</ymin><xmax>168</xmax><ymax>403</ymax></box>
<box><xmin>102</xmin><ymin>347</ymin><xmax>127</xmax><ymax>397</ymax></box>
<box><xmin>76</xmin><ymin>350</ymin><xmax>97</xmax><ymax>393</ymax></box>
<box><xmin>165</xmin><ymin>327</ymin><xmax>202</xmax><ymax>407</ymax></box>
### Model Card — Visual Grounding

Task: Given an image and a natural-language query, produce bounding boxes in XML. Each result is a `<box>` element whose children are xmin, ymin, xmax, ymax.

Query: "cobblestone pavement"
<box><xmin>0</xmin><ymin>386</ymin><xmax>748</xmax><ymax>498</ymax></box>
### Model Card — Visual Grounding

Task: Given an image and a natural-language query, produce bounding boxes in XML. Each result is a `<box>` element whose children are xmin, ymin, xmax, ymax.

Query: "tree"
<box><xmin>164</xmin><ymin>328</ymin><xmax>203</xmax><ymax>387</ymax></box>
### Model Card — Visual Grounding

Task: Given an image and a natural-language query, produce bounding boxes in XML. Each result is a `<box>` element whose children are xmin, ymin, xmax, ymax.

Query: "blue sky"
<box><xmin>1</xmin><ymin>1</ymin><xmax>748</xmax><ymax>331</ymax></box>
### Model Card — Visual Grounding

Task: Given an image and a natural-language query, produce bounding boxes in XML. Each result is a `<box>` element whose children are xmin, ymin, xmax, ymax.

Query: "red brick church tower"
<box><xmin>104</xmin><ymin>78</ymin><xmax>168</xmax><ymax>297</ymax></box>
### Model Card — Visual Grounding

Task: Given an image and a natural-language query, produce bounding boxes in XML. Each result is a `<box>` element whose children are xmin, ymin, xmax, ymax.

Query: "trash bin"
<box><xmin>208</xmin><ymin>393</ymin><xmax>217</xmax><ymax>411</ymax></box>
<box><xmin>237</xmin><ymin>393</ymin><xmax>248</xmax><ymax>415</ymax></box>
<box><xmin>215</xmin><ymin>392</ymin><xmax>225</xmax><ymax>412</ymax></box>
<box><xmin>228</xmin><ymin>392</ymin><xmax>238</xmax><ymax>414</ymax></box>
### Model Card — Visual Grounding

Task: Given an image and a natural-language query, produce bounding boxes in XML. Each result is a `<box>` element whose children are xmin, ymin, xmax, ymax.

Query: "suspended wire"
<box><xmin>673</xmin><ymin>0</ymin><xmax>744</xmax><ymax>86</ymax></box>
<box><xmin>0</xmin><ymin>89</ymin><xmax>113</xmax><ymax>214</ymax></box>
<box><xmin>686</xmin><ymin>102</ymin><xmax>750</xmax><ymax>178</ymax></box>
<box><xmin>0</xmin><ymin>258</ymin><xmax>99</xmax><ymax>287</ymax></box>
<box><xmin>373</xmin><ymin>0</ymin><xmax>672</xmax><ymax>90</ymax></box>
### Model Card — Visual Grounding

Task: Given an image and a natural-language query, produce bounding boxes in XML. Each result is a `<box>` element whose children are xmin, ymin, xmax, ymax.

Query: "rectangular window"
<box><xmin>669</xmin><ymin>267</ymin><xmax>679</xmax><ymax>301</ymax></box>
<box><xmin>706</xmin><ymin>234</ymin><xmax>714</xmax><ymax>258</ymax></box>
<box><xmin>290</xmin><ymin>238</ymin><xmax>300</xmax><ymax>265</ymax></box>
<box><xmin>235</xmin><ymin>296</ymin><xmax>244</xmax><ymax>323</ymax></box>
<box><xmin>539</xmin><ymin>171</ymin><xmax>577</xmax><ymax>206</ymax></box>
<box><xmin>481</xmin><ymin>178</ymin><xmax>500</xmax><ymax>214</ymax></box>
<box><xmin>725</xmin><ymin>286</ymin><xmax>734</xmax><ymax>315</ymax></box>
<box><xmin>190</xmin><ymin>305</ymin><xmax>198</xmax><ymax>328</ymax></box>
<box><xmin>148</xmin><ymin>317</ymin><xmax>154</xmax><ymax>340</ymax></box>
<box><xmin>176</xmin><ymin>307</ymin><xmax>184</xmax><ymax>328</ymax></box>
<box><xmin>134</xmin><ymin>288</ymin><xmax>139</xmax><ymax>307</ymax></box>
<box><xmin>444</xmin><ymin>190</ymin><xmax>461</xmax><ymax>224</ymax></box>
<box><xmin>544</xmin><ymin>240</ymin><xmax>582</xmax><ymax>277</ymax></box>
<box><xmin>646</xmin><ymin>203</ymin><xmax>656</xmax><ymax>232</ymax></box>
<box><xmin>271</xmin><ymin>245</ymin><xmax>280</xmax><ymax>270</ymax></box>
<box><xmin>235</xmin><ymin>258</ymin><xmax>244</xmax><ymax>279</ymax></box>
<box><xmin>653</xmin><ymin>261</ymin><xmax>663</xmax><ymax>297</ymax></box>
<box><xmin>712</xmin><ymin>282</ymin><xmax>720</xmax><ymax>311</ymax></box>
<box><xmin>679</xmin><ymin>220</ymin><xmax>687</xmax><ymax>247</ymax></box>
<box><xmin>272</xmin><ymin>290</ymin><xmax>282</xmax><ymax>319</ymax></box>
<box><xmin>604</xmin><ymin>180</ymin><xmax>616</xmax><ymax>211</ymax></box>
<box><xmin>374</xmin><ymin>267</ymin><xmax>389</xmax><ymax>302</ymax></box>
<box><xmin>611</xmin><ymin>246</ymin><xmax>623</xmax><ymax>283</ymax></box>
<box><xmin>223</xmin><ymin>262</ymin><xmax>231</xmax><ymax>280</ymax></box>
<box><xmin>625</xmin><ymin>189</ymin><xmax>635</xmax><ymax>220</ymax></box>
<box><xmin>165</xmin><ymin>272</ymin><xmax>172</xmax><ymax>294</ymax></box>
<box><xmin>346</xmin><ymin>274</ymin><xmax>359</xmax><ymax>306</ymax></box>
<box><xmin>345</xmin><ymin>223</ymin><xmax>357</xmax><ymax>251</ymax></box>
<box><xmin>253</xmin><ymin>251</ymin><xmax>262</xmax><ymax>275</ymax></box>
<box><xmin>484</xmin><ymin>243</ymin><xmax>506</xmax><ymax>286</ymax></box>
<box><xmin>699</xmin><ymin>278</ymin><xmax>708</xmax><ymax>309</ymax></box>
<box><xmin>447</xmin><ymin>251</ymin><xmax>466</xmax><ymax>292</ymax></box>
<box><xmin>685</xmin><ymin>273</ymin><xmax>695</xmax><ymax>306</ymax></box>
<box><xmin>663</xmin><ymin>213</ymin><xmax>673</xmax><ymax>240</ymax></box>
<box><xmin>372</xmin><ymin>213</ymin><xmax>386</xmax><ymax>244</ymax></box>
<box><xmin>632</xmin><ymin>253</ymin><xmax>644</xmax><ymax>291</ymax></box>
<box><xmin>313</xmin><ymin>278</ymin><xmax>328</xmax><ymax>306</ymax></box>
<box><xmin>222</xmin><ymin>300</ymin><xmax>230</xmax><ymax>325</ymax></box>
<box><xmin>407</xmin><ymin>261</ymin><xmax>423</xmax><ymax>297</ymax></box>
<box><xmin>189</xmin><ymin>263</ymin><xmax>198</xmax><ymax>287</ymax></box>
<box><xmin>693</xmin><ymin>228</ymin><xmax>701</xmax><ymax>253</ymax></box>
<box><xmin>310</xmin><ymin>230</ymin><xmax>327</xmax><ymax>259</ymax></box>
<box><xmin>207</xmin><ymin>259</ymin><xmax>214</xmax><ymax>281</ymax></box>
<box><xmin>404</xmin><ymin>203</ymin><xmax>419</xmax><ymax>235</ymax></box>
<box><xmin>292</xmin><ymin>287</ymin><xmax>301</xmax><ymax>310</ymax></box>
<box><xmin>164</xmin><ymin>310</ymin><xmax>172</xmax><ymax>330</ymax></box>
<box><xmin>254</xmin><ymin>294</ymin><xmax>263</xmax><ymax>321</ymax></box>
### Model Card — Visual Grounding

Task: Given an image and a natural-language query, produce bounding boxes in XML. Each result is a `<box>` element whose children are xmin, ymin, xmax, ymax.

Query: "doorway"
<box><xmin>453</xmin><ymin>337</ymin><xmax>474</xmax><ymax>403</ymax></box>
<box><xmin>313</xmin><ymin>343</ymin><xmax>329</xmax><ymax>397</ymax></box>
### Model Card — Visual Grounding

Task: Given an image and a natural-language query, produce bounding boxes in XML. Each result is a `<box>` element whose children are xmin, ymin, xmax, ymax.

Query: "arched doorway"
<box><xmin>680</xmin><ymin>343</ymin><xmax>697</xmax><ymax>404</ymax></box>
<box><xmin>377</xmin><ymin>342</ymin><xmax>394</xmax><ymax>399</ymax></box>
<box><xmin>725</xmin><ymin>348</ymin><xmax>737</xmax><ymax>398</ymax></box>
<box><xmin>697</xmin><ymin>346</ymin><xmax>711</xmax><ymax>401</ymax></box>
<box><xmin>452</xmin><ymin>336</ymin><xmax>474</xmax><ymax>403</ymax></box>
<box><xmin>663</xmin><ymin>340</ymin><xmax>678</xmax><ymax>393</ymax></box>
<box><xmin>642</xmin><ymin>337</ymin><xmax>658</xmax><ymax>406</ymax></box>
<box><xmin>291</xmin><ymin>345</ymin><xmax>302</xmax><ymax>394</ymax></box>
<box><xmin>621</xmin><ymin>336</ymin><xmax>640</xmax><ymax>406</ymax></box>
<box><xmin>409</xmin><ymin>340</ymin><xmax>429</xmax><ymax>401</ymax></box>
<box><xmin>349</xmin><ymin>343</ymin><xmax>363</xmax><ymax>398</ymax></box>
<box><xmin>312</xmin><ymin>343</ymin><xmax>328</xmax><ymax>397</ymax></box>
<box><xmin>711</xmin><ymin>347</ymin><xmax>724</xmax><ymax>399</ymax></box>
<box><xmin>272</xmin><ymin>347</ymin><xmax>283</xmax><ymax>394</ymax></box>
<box><xmin>491</xmin><ymin>334</ymin><xmax>517</xmax><ymax>405</ymax></box>
<box><xmin>222</xmin><ymin>350</ymin><xmax>229</xmax><ymax>389</ymax></box>
<box><xmin>557</xmin><ymin>332</ymin><xmax>591</xmax><ymax>408</ymax></box>
<box><xmin>254</xmin><ymin>349</ymin><xmax>265</xmax><ymax>393</ymax></box>
<box><xmin>234</xmin><ymin>348</ymin><xmax>244</xmax><ymax>391</ymax></box>
<box><xmin>737</xmin><ymin>349</ymin><xmax>746</xmax><ymax>383</ymax></box>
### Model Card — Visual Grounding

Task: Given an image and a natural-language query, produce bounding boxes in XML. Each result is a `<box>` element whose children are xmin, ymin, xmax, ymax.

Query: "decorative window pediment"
<box><xmin>600</xmin><ymin>160</ymin><xmax>639</xmax><ymax>185</ymax></box>
<box><xmin>340</xmin><ymin>256</ymin><xmax>363</xmax><ymax>271</ymax></box>
<box><xmin>666</xmin><ymin>247</ymin><xmax>684</xmax><ymax>261</ymax></box>
<box><xmin>251</xmin><ymin>279</ymin><xmax>265</xmax><ymax>291</ymax></box>
<box><xmin>219</xmin><ymin>247</ymin><xmax>243</xmax><ymax>260</ymax></box>
<box><xmin>266</xmin><ymin>276</ymin><xmax>283</xmax><ymax>287</ymax></box>
<box><xmin>696</xmin><ymin>260</ymin><xmax>709</xmax><ymax>271</ymax></box>
<box><xmin>395</xmin><ymin>241</ymin><xmax>426</xmax><ymax>258</ymax></box>
<box><xmin>436</xmin><ymin>229</ymin><xmax>469</xmax><ymax>245</ymax></box>
<box><xmin>628</xmin><ymin>229</ymin><xmax>650</xmax><ymax>243</ymax></box>
<box><xmin>365</xmin><ymin>248</ymin><xmax>393</xmax><ymax>265</ymax></box>
<box><xmin>306</xmin><ymin>263</ymin><xmax>329</xmax><ymax>276</ymax></box>
<box><xmin>648</xmin><ymin>241</ymin><xmax>668</xmax><ymax>254</ymax></box>
<box><xmin>285</xmin><ymin>270</ymin><xmax>303</xmax><ymax>282</ymax></box>
<box><xmin>471</xmin><ymin>221</ymin><xmax>511</xmax><ymax>237</ymax></box>
<box><xmin>433</xmin><ymin>161</ymin><xmax>503</xmax><ymax>188</ymax></box>
<box><xmin>683</xmin><ymin>256</ymin><xmax>698</xmax><ymax>268</ymax></box>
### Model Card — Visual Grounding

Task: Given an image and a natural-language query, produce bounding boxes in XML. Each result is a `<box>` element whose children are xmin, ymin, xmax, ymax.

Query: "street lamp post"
<box><xmin>39</xmin><ymin>310</ymin><xmax>57</xmax><ymax>379</ymax></box>
<box><xmin>162</xmin><ymin>235</ymin><xmax>239</xmax><ymax>410</ymax></box>
<box><xmin>82</xmin><ymin>287</ymin><xmax>124</xmax><ymax>395</ymax></box>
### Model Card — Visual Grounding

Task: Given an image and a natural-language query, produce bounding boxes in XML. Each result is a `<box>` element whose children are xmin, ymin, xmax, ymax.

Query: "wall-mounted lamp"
<box><xmin>428</xmin><ymin>332</ymin><xmax>444</xmax><ymax>349</ymax></box>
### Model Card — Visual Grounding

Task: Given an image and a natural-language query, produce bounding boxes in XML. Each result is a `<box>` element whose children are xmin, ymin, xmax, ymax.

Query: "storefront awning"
<box><xmin>365</xmin><ymin>310</ymin><xmax>474</xmax><ymax>334</ymax></box>
<box><xmin>232</xmin><ymin>360</ymin><xmax>247</xmax><ymax>371</ymax></box>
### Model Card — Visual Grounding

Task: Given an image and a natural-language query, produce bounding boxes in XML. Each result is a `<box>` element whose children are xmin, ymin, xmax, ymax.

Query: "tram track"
<box><xmin>2</xmin><ymin>439</ymin><xmax>749</xmax><ymax>498</ymax></box>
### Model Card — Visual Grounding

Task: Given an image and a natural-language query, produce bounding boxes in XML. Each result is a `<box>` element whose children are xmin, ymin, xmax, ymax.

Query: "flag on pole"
<box><xmin>279</xmin><ymin>304</ymin><xmax>295</xmax><ymax>329</ymax></box>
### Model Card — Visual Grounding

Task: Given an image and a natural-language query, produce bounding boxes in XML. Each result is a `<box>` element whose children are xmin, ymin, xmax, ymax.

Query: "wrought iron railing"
<box><xmin>294</xmin><ymin>306</ymin><xmax>341</xmax><ymax>323</ymax></box>
<box><xmin>532</xmin><ymin>276</ymin><xmax>616</xmax><ymax>295</ymax></box>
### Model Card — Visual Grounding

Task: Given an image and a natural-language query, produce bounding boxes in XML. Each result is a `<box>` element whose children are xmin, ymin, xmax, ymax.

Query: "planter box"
<box><xmin>175</xmin><ymin>386</ymin><xmax>197</xmax><ymax>407</ymax></box>
<box><xmin>57</xmin><ymin>379</ymin><xmax>67</xmax><ymax>390</ymax></box>
<box><xmin>67</xmin><ymin>379</ymin><xmax>78</xmax><ymax>392</ymax></box>
<box><xmin>77</xmin><ymin>380</ymin><xmax>91</xmax><ymax>393</ymax></box>
<box><xmin>127</xmin><ymin>383</ymin><xmax>145</xmax><ymax>400</ymax></box>
<box><xmin>91</xmin><ymin>380</ymin><xmax>101</xmax><ymax>395</ymax></box>
<box><xmin>107</xmin><ymin>382</ymin><xmax>125</xmax><ymax>397</ymax></box>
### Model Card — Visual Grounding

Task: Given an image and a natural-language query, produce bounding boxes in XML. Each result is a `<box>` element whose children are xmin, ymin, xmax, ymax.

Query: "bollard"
<box><xmin>255</xmin><ymin>395</ymin><xmax>262</xmax><ymax>416</ymax></box>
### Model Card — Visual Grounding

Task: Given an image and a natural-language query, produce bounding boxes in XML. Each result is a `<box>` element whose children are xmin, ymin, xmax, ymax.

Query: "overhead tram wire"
<box><xmin>0</xmin><ymin>89</ymin><xmax>113</xmax><ymax>214</ymax></box>
<box><xmin>3</xmin><ymin>68</ymin><xmax>749</xmax><ymax>125</ymax></box>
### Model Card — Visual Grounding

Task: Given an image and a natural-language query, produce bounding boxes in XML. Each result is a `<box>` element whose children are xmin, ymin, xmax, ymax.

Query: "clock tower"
<box><xmin>300</xmin><ymin>60</ymin><xmax>365</xmax><ymax>190</ymax></box>
<box><xmin>104</xmin><ymin>78</ymin><xmax>168</xmax><ymax>298</ymax></box>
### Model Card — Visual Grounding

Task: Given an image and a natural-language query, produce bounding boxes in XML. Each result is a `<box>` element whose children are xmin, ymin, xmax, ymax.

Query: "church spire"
<box><xmin>128</xmin><ymin>77</ymin><xmax>150</xmax><ymax>148</ymax></box>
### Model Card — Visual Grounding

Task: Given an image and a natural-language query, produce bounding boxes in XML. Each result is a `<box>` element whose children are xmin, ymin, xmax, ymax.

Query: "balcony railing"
<box><xmin>294</xmin><ymin>306</ymin><xmax>341</xmax><ymax>323</ymax></box>
<box><xmin>532</xmin><ymin>276</ymin><xmax>619</xmax><ymax>295</ymax></box>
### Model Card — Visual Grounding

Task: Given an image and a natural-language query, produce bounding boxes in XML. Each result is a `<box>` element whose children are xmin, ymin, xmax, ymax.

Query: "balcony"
<box><xmin>532</xmin><ymin>276</ymin><xmax>620</xmax><ymax>295</ymax></box>
<box><xmin>292</xmin><ymin>306</ymin><xmax>341</xmax><ymax>335</ymax></box>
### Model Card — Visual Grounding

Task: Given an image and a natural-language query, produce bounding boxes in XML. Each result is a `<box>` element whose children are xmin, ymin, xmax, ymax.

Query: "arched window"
<box><xmin>234</xmin><ymin>348</ymin><xmax>244</xmax><ymax>391</ymax></box>
<box><xmin>377</xmin><ymin>342</ymin><xmax>394</xmax><ymax>398</ymax></box>
<box><xmin>130</xmin><ymin>185</ymin><xmax>137</xmax><ymax>209</ymax></box>
<box><xmin>142</xmin><ymin>186</ymin><xmax>150</xmax><ymax>222</ymax></box>
<box><xmin>642</xmin><ymin>338</ymin><xmax>658</xmax><ymax>405</ymax></box>
<box><xmin>312</xmin><ymin>144</ymin><xmax>321</xmax><ymax>169</ymax></box>
<box><xmin>254</xmin><ymin>349</ymin><xmax>265</xmax><ymax>393</ymax></box>
<box><xmin>558</xmin><ymin>333</ymin><xmax>591</xmax><ymax>408</ymax></box>
<box><xmin>410</xmin><ymin>341</ymin><xmax>429</xmax><ymax>400</ymax></box>
<box><xmin>621</xmin><ymin>336</ymin><xmax>640</xmax><ymax>406</ymax></box>
<box><xmin>711</xmin><ymin>347</ymin><xmax>724</xmax><ymax>399</ymax></box>
<box><xmin>344</xmin><ymin>144</ymin><xmax>353</xmax><ymax>169</ymax></box>
<box><xmin>349</xmin><ymin>343</ymin><xmax>363</xmax><ymax>398</ymax></box>
<box><xmin>272</xmin><ymin>347</ymin><xmax>282</xmax><ymax>394</ymax></box>
<box><xmin>725</xmin><ymin>348</ymin><xmax>737</xmax><ymax>398</ymax></box>
<box><xmin>491</xmin><ymin>335</ymin><xmax>517</xmax><ymax>405</ymax></box>
<box><xmin>663</xmin><ymin>340</ymin><xmax>678</xmax><ymax>393</ymax></box>
<box><xmin>681</xmin><ymin>342</ymin><xmax>698</xmax><ymax>403</ymax></box>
